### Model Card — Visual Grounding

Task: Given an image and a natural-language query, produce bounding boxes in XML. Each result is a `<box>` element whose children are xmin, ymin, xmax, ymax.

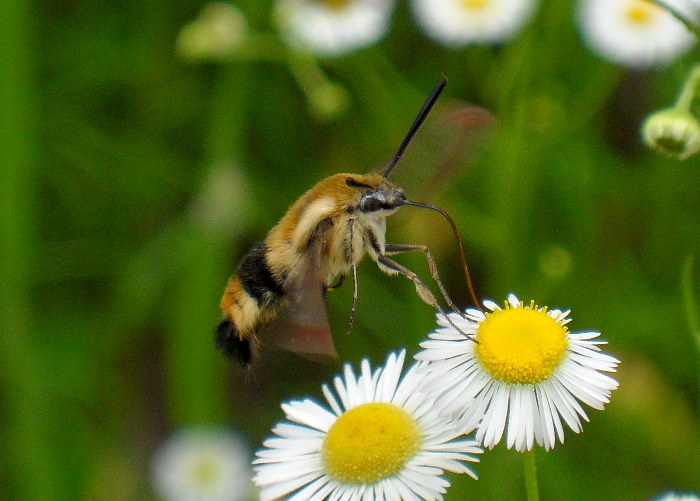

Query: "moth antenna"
<box><xmin>404</xmin><ymin>200</ymin><xmax>481</xmax><ymax>310</ymax></box>
<box><xmin>384</xmin><ymin>77</ymin><xmax>448</xmax><ymax>179</ymax></box>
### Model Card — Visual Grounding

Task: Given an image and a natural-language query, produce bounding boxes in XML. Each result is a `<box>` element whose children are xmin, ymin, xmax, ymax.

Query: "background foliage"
<box><xmin>1</xmin><ymin>0</ymin><xmax>699</xmax><ymax>499</ymax></box>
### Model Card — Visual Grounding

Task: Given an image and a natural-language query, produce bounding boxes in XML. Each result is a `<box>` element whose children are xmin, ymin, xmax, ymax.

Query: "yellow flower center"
<box><xmin>461</xmin><ymin>0</ymin><xmax>489</xmax><ymax>10</ymax></box>
<box><xmin>318</xmin><ymin>0</ymin><xmax>352</xmax><ymax>10</ymax></box>
<box><xmin>476</xmin><ymin>301</ymin><xmax>568</xmax><ymax>384</ymax></box>
<box><xmin>189</xmin><ymin>455</ymin><xmax>219</xmax><ymax>486</ymax></box>
<box><xmin>322</xmin><ymin>402</ymin><xmax>421</xmax><ymax>484</ymax></box>
<box><xmin>624</xmin><ymin>0</ymin><xmax>660</xmax><ymax>25</ymax></box>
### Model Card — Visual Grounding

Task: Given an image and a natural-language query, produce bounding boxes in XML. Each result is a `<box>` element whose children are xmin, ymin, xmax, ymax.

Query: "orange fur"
<box><xmin>218</xmin><ymin>171</ymin><xmax>404</xmax><ymax>362</ymax></box>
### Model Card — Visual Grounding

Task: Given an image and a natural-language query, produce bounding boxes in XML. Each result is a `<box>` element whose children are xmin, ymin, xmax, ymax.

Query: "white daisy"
<box><xmin>411</xmin><ymin>0</ymin><xmax>538</xmax><ymax>47</ymax></box>
<box><xmin>651</xmin><ymin>492</ymin><xmax>700</xmax><ymax>501</ymax></box>
<box><xmin>578</xmin><ymin>0</ymin><xmax>699</xmax><ymax>68</ymax></box>
<box><xmin>253</xmin><ymin>350</ymin><xmax>482</xmax><ymax>501</ymax></box>
<box><xmin>416</xmin><ymin>294</ymin><xmax>620</xmax><ymax>452</ymax></box>
<box><xmin>152</xmin><ymin>427</ymin><xmax>253</xmax><ymax>501</ymax></box>
<box><xmin>275</xmin><ymin>0</ymin><xmax>395</xmax><ymax>57</ymax></box>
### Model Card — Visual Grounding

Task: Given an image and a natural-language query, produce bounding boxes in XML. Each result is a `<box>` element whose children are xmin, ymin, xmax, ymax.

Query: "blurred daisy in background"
<box><xmin>254</xmin><ymin>351</ymin><xmax>482</xmax><ymax>501</ymax></box>
<box><xmin>152</xmin><ymin>427</ymin><xmax>253</xmax><ymax>501</ymax></box>
<box><xmin>651</xmin><ymin>492</ymin><xmax>700</xmax><ymax>501</ymax></box>
<box><xmin>578</xmin><ymin>0</ymin><xmax>698</xmax><ymax>68</ymax></box>
<box><xmin>411</xmin><ymin>0</ymin><xmax>538</xmax><ymax>47</ymax></box>
<box><xmin>416</xmin><ymin>294</ymin><xmax>620</xmax><ymax>452</ymax></box>
<box><xmin>275</xmin><ymin>0</ymin><xmax>396</xmax><ymax>57</ymax></box>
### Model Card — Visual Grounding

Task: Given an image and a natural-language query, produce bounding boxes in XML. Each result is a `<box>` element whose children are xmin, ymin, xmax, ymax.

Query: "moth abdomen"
<box><xmin>237</xmin><ymin>242</ymin><xmax>286</xmax><ymax>307</ymax></box>
<box><xmin>215</xmin><ymin>318</ymin><xmax>253</xmax><ymax>365</ymax></box>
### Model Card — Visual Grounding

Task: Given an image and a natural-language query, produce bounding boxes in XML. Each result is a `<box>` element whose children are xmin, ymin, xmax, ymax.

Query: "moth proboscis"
<box><xmin>217</xmin><ymin>77</ymin><xmax>492</xmax><ymax>365</ymax></box>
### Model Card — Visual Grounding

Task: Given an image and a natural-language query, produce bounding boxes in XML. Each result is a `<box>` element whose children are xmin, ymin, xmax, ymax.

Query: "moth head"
<box><xmin>345</xmin><ymin>174</ymin><xmax>406</xmax><ymax>213</ymax></box>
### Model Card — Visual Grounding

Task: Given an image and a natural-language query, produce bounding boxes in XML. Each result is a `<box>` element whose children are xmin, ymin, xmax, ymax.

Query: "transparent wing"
<box><xmin>256</xmin><ymin>241</ymin><xmax>337</xmax><ymax>362</ymax></box>
<box><xmin>375</xmin><ymin>99</ymin><xmax>496</xmax><ymax>204</ymax></box>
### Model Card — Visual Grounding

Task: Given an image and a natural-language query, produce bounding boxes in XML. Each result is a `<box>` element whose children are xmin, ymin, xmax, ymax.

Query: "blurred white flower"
<box><xmin>152</xmin><ymin>427</ymin><xmax>253</xmax><ymax>501</ymax></box>
<box><xmin>254</xmin><ymin>351</ymin><xmax>482</xmax><ymax>501</ymax></box>
<box><xmin>578</xmin><ymin>0</ymin><xmax>698</xmax><ymax>68</ymax></box>
<box><xmin>651</xmin><ymin>492</ymin><xmax>700</xmax><ymax>501</ymax></box>
<box><xmin>416</xmin><ymin>294</ymin><xmax>620</xmax><ymax>452</ymax></box>
<box><xmin>411</xmin><ymin>0</ymin><xmax>538</xmax><ymax>46</ymax></box>
<box><xmin>275</xmin><ymin>0</ymin><xmax>395</xmax><ymax>57</ymax></box>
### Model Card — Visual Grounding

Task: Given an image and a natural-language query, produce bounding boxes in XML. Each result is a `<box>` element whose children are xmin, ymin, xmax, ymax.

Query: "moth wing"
<box><xmin>374</xmin><ymin>99</ymin><xmax>496</xmax><ymax>203</ymax></box>
<box><xmin>256</xmin><ymin>243</ymin><xmax>337</xmax><ymax>362</ymax></box>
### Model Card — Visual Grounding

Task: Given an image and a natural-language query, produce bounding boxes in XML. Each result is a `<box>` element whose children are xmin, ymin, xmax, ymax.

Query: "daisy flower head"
<box><xmin>651</xmin><ymin>492</ymin><xmax>700</xmax><ymax>501</ymax></box>
<box><xmin>416</xmin><ymin>294</ymin><xmax>620</xmax><ymax>452</ymax></box>
<box><xmin>152</xmin><ymin>426</ymin><xmax>253</xmax><ymax>501</ymax></box>
<box><xmin>275</xmin><ymin>0</ymin><xmax>396</xmax><ymax>57</ymax></box>
<box><xmin>411</xmin><ymin>0</ymin><xmax>538</xmax><ymax>47</ymax></box>
<box><xmin>578</xmin><ymin>0</ymin><xmax>699</xmax><ymax>68</ymax></box>
<box><xmin>253</xmin><ymin>350</ymin><xmax>482</xmax><ymax>501</ymax></box>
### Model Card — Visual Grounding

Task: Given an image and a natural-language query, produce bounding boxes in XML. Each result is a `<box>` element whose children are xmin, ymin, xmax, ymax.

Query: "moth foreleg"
<box><xmin>376</xmin><ymin>253</ymin><xmax>475</xmax><ymax>342</ymax></box>
<box><xmin>346</xmin><ymin>260</ymin><xmax>358</xmax><ymax>334</ymax></box>
<box><xmin>345</xmin><ymin>218</ymin><xmax>358</xmax><ymax>334</ymax></box>
<box><xmin>384</xmin><ymin>243</ymin><xmax>462</xmax><ymax>315</ymax></box>
<box><xmin>327</xmin><ymin>274</ymin><xmax>346</xmax><ymax>290</ymax></box>
<box><xmin>376</xmin><ymin>254</ymin><xmax>441</xmax><ymax>308</ymax></box>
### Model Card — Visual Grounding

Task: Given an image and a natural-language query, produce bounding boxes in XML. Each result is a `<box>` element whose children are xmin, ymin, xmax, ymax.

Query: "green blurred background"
<box><xmin>1</xmin><ymin>0</ymin><xmax>699</xmax><ymax>499</ymax></box>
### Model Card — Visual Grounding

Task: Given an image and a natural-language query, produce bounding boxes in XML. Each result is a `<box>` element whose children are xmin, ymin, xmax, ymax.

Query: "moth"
<box><xmin>216</xmin><ymin>78</ymin><xmax>489</xmax><ymax>365</ymax></box>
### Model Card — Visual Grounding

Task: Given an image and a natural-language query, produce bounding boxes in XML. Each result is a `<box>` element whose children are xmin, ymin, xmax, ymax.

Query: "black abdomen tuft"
<box><xmin>215</xmin><ymin>319</ymin><xmax>252</xmax><ymax>365</ymax></box>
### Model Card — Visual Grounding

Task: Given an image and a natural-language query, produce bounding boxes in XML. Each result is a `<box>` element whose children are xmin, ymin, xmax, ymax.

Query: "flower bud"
<box><xmin>177</xmin><ymin>2</ymin><xmax>247</xmax><ymax>61</ymax></box>
<box><xmin>641</xmin><ymin>107</ymin><xmax>700</xmax><ymax>160</ymax></box>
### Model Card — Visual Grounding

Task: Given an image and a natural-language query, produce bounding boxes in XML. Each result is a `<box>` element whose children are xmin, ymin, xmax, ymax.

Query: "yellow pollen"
<box><xmin>189</xmin><ymin>455</ymin><xmax>219</xmax><ymax>486</ymax></box>
<box><xmin>476</xmin><ymin>301</ymin><xmax>568</xmax><ymax>384</ymax></box>
<box><xmin>322</xmin><ymin>402</ymin><xmax>421</xmax><ymax>484</ymax></box>
<box><xmin>318</xmin><ymin>0</ymin><xmax>352</xmax><ymax>10</ymax></box>
<box><xmin>624</xmin><ymin>0</ymin><xmax>659</xmax><ymax>25</ymax></box>
<box><xmin>461</xmin><ymin>0</ymin><xmax>489</xmax><ymax>9</ymax></box>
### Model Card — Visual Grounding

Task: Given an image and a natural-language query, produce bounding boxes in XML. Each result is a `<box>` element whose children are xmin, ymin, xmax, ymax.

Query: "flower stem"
<box><xmin>680</xmin><ymin>256</ymin><xmax>700</xmax><ymax>417</ymax></box>
<box><xmin>649</xmin><ymin>0</ymin><xmax>700</xmax><ymax>39</ymax></box>
<box><xmin>523</xmin><ymin>450</ymin><xmax>540</xmax><ymax>501</ymax></box>
<box><xmin>286</xmin><ymin>50</ymin><xmax>332</xmax><ymax>101</ymax></box>
<box><xmin>0</xmin><ymin>2</ymin><xmax>67</xmax><ymax>498</ymax></box>
<box><xmin>234</xmin><ymin>33</ymin><xmax>287</xmax><ymax>62</ymax></box>
<box><xmin>675</xmin><ymin>64</ymin><xmax>700</xmax><ymax>111</ymax></box>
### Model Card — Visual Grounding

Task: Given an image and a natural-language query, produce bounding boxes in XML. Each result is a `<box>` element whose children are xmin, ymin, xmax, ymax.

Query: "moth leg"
<box><xmin>346</xmin><ymin>260</ymin><xmax>358</xmax><ymax>334</ymax></box>
<box><xmin>376</xmin><ymin>254</ymin><xmax>475</xmax><ymax>341</ymax></box>
<box><xmin>327</xmin><ymin>274</ymin><xmax>346</xmax><ymax>290</ymax></box>
<box><xmin>385</xmin><ymin>243</ymin><xmax>462</xmax><ymax>315</ymax></box>
<box><xmin>345</xmin><ymin>218</ymin><xmax>358</xmax><ymax>334</ymax></box>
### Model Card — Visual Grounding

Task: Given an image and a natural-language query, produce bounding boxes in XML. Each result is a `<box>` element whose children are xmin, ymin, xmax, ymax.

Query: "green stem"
<box><xmin>523</xmin><ymin>450</ymin><xmax>541</xmax><ymax>501</ymax></box>
<box><xmin>489</xmin><ymin>29</ymin><xmax>538</xmax><ymax>290</ymax></box>
<box><xmin>675</xmin><ymin>64</ymin><xmax>700</xmax><ymax>110</ymax></box>
<box><xmin>204</xmin><ymin>63</ymin><xmax>253</xmax><ymax>164</ymax></box>
<box><xmin>233</xmin><ymin>33</ymin><xmax>287</xmax><ymax>63</ymax></box>
<box><xmin>285</xmin><ymin>49</ymin><xmax>333</xmax><ymax>100</ymax></box>
<box><xmin>0</xmin><ymin>2</ymin><xmax>66</xmax><ymax>499</ymax></box>
<box><xmin>165</xmin><ymin>63</ymin><xmax>254</xmax><ymax>426</ymax></box>
<box><xmin>680</xmin><ymin>256</ymin><xmax>700</xmax><ymax>417</ymax></box>
<box><xmin>649</xmin><ymin>0</ymin><xmax>700</xmax><ymax>39</ymax></box>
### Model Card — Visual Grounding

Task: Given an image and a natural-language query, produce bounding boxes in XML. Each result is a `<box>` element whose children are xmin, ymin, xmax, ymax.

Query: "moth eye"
<box><xmin>346</xmin><ymin>177</ymin><xmax>373</xmax><ymax>189</ymax></box>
